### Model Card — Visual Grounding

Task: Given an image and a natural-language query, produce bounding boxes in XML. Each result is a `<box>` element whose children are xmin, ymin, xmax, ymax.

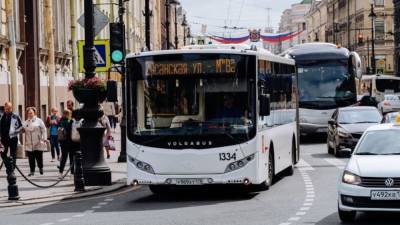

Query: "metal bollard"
<box><xmin>1</xmin><ymin>154</ymin><xmax>20</xmax><ymax>200</ymax></box>
<box><xmin>74</xmin><ymin>150</ymin><xmax>85</xmax><ymax>192</ymax></box>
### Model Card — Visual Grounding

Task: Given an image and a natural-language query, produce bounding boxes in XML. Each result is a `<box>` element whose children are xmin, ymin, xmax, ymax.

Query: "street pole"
<box><xmin>118</xmin><ymin>0</ymin><xmax>127</xmax><ymax>163</ymax></box>
<box><xmin>395</xmin><ymin>0</ymin><xmax>400</xmax><ymax>76</ymax></box>
<box><xmin>367</xmin><ymin>36</ymin><xmax>371</xmax><ymax>74</ymax></box>
<box><xmin>5</xmin><ymin>0</ymin><xmax>19</xmax><ymax>113</ymax></box>
<box><xmin>165</xmin><ymin>1</ymin><xmax>171</xmax><ymax>49</ymax></box>
<box><xmin>144</xmin><ymin>0</ymin><xmax>151</xmax><ymax>50</ymax></box>
<box><xmin>174</xmin><ymin>6</ymin><xmax>179</xmax><ymax>49</ymax></box>
<box><xmin>370</xmin><ymin>3</ymin><xmax>377</xmax><ymax>74</ymax></box>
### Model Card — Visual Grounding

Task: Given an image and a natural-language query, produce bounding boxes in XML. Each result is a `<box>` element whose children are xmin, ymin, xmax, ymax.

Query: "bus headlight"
<box><xmin>129</xmin><ymin>156</ymin><xmax>155</xmax><ymax>174</ymax></box>
<box><xmin>225</xmin><ymin>154</ymin><xmax>255</xmax><ymax>173</ymax></box>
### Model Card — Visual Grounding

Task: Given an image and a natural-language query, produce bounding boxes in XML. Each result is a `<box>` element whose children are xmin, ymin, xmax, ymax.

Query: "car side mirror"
<box><xmin>259</xmin><ymin>95</ymin><xmax>270</xmax><ymax>116</ymax></box>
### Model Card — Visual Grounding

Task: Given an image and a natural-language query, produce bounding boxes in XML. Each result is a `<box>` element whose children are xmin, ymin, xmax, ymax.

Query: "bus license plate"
<box><xmin>371</xmin><ymin>191</ymin><xmax>400</xmax><ymax>200</ymax></box>
<box><xmin>175</xmin><ymin>179</ymin><xmax>202</xmax><ymax>185</ymax></box>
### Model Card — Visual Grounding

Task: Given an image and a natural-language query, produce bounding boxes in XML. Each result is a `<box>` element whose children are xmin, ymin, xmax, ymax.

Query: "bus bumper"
<box><xmin>127</xmin><ymin>158</ymin><xmax>260</xmax><ymax>186</ymax></box>
<box><xmin>300</xmin><ymin>123</ymin><xmax>328</xmax><ymax>136</ymax></box>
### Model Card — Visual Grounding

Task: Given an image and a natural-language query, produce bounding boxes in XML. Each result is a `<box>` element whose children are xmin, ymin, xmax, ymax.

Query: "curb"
<box><xmin>0</xmin><ymin>178</ymin><xmax>127</xmax><ymax>208</ymax></box>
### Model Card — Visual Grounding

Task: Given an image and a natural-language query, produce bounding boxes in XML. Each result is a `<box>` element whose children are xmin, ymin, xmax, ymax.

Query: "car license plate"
<box><xmin>175</xmin><ymin>179</ymin><xmax>202</xmax><ymax>185</ymax></box>
<box><xmin>371</xmin><ymin>191</ymin><xmax>400</xmax><ymax>200</ymax></box>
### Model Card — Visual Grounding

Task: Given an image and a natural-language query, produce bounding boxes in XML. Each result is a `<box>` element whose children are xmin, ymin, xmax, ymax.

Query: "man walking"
<box><xmin>0</xmin><ymin>102</ymin><xmax>23</xmax><ymax>164</ymax></box>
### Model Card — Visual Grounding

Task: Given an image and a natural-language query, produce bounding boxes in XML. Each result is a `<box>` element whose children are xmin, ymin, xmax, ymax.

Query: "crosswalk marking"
<box><xmin>323</xmin><ymin>158</ymin><xmax>346</xmax><ymax>169</ymax></box>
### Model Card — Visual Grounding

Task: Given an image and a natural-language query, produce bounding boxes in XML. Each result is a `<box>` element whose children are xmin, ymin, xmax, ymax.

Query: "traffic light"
<box><xmin>358</xmin><ymin>34</ymin><xmax>364</xmax><ymax>45</ymax></box>
<box><xmin>110</xmin><ymin>22</ymin><xmax>125</xmax><ymax>64</ymax></box>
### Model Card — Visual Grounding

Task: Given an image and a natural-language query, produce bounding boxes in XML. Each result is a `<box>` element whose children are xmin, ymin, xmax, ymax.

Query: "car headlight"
<box><xmin>342</xmin><ymin>171</ymin><xmax>361</xmax><ymax>185</ymax></box>
<box><xmin>338</xmin><ymin>129</ymin><xmax>351</xmax><ymax>138</ymax></box>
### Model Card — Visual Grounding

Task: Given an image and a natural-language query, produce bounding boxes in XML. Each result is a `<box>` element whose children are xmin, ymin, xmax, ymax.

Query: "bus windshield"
<box><xmin>127</xmin><ymin>54</ymin><xmax>257</xmax><ymax>149</ymax></box>
<box><xmin>298</xmin><ymin>63</ymin><xmax>356</xmax><ymax>109</ymax></box>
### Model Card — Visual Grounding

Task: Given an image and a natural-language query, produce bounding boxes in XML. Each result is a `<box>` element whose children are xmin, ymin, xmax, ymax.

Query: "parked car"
<box><xmin>327</xmin><ymin>106</ymin><xmax>382</xmax><ymax>157</ymax></box>
<box><xmin>338</xmin><ymin>123</ymin><xmax>400</xmax><ymax>222</ymax></box>
<box><xmin>377</xmin><ymin>94</ymin><xmax>400</xmax><ymax>114</ymax></box>
<box><xmin>382</xmin><ymin>111</ymin><xmax>399</xmax><ymax>124</ymax></box>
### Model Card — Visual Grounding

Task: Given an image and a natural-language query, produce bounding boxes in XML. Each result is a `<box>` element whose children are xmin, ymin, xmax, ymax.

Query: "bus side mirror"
<box><xmin>349</xmin><ymin>52</ymin><xmax>363</xmax><ymax>79</ymax></box>
<box><xmin>107</xmin><ymin>80</ymin><xmax>118</xmax><ymax>102</ymax></box>
<box><xmin>260</xmin><ymin>95</ymin><xmax>270</xmax><ymax>116</ymax></box>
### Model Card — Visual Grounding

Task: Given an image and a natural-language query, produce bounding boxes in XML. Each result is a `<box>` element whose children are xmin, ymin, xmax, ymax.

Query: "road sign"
<box><xmin>78</xmin><ymin>40</ymin><xmax>111</xmax><ymax>73</ymax></box>
<box><xmin>77</xmin><ymin>7</ymin><xmax>109</xmax><ymax>37</ymax></box>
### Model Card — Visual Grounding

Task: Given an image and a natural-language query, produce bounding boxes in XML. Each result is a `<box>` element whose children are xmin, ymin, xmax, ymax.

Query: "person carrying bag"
<box><xmin>23</xmin><ymin>107</ymin><xmax>47</xmax><ymax>176</ymax></box>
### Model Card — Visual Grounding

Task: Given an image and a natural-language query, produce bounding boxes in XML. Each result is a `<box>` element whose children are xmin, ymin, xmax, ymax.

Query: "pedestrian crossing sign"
<box><xmin>78</xmin><ymin>40</ymin><xmax>111</xmax><ymax>73</ymax></box>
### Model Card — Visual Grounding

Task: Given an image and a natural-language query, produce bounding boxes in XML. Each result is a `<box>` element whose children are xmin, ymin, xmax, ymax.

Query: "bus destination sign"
<box><xmin>145</xmin><ymin>59</ymin><xmax>237</xmax><ymax>76</ymax></box>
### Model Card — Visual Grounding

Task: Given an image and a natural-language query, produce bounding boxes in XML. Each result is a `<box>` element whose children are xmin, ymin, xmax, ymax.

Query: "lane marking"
<box><xmin>40</xmin><ymin>223</ymin><xmax>54</xmax><ymax>225</ymax></box>
<box><xmin>72</xmin><ymin>214</ymin><xmax>85</xmax><ymax>218</ymax></box>
<box><xmin>92</xmin><ymin>206</ymin><xmax>102</xmax><ymax>209</ymax></box>
<box><xmin>297</xmin><ymin>159</ymin><xmax>315</xmax><ymax>171</ymax></box>
<box><xmin>296</xmin><ymin>212</ymin><xmax>306</xmax><ymax>216</ymax></box>
<box><xmin>58</xmin><ymin>218</ymin><xmax>71</xmax><ymax>222</ymax></box>
<box><xmin>279</xmin><ymin>223</ymin><xmax>291</xmax><ymax>225</ymax></box>
<box><xmin>85</xmin><ymin>210</ymin><xmax>94</xmax><ymax>213</ymax></box>
<box><xmin>324</xmin><ymin>158</ymin><xmax>346</xmax><ymax>169</ymax></box>
<box><xmin>288</xmin><ymin>217</ymin><xmax>301</xmax><ymax>221</ymax></box>
<box><xmin>300</xmin><ymin>207</ymin><xmax>310</xmax><ymax>211</ymax></box>
<box><xmin>98</xmin><ymin>202</ymin><xmax>108</xmax><ymax>205</ymax></box>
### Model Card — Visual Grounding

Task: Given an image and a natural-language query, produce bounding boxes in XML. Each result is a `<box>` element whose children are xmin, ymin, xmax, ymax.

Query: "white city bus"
<box><xmin>357</xmin><ymin>74</ymin><xmax>400</xmax><ymax>102</ymax></box>
<box><xmin>126</xmin><ymin>44</ymin><xmax>299</xmax><ymax>194</ymax></box>
<box><xmin>283</xmin><ymin>43</ymin><xmax>362</xmax><ymax>137</ymax></box>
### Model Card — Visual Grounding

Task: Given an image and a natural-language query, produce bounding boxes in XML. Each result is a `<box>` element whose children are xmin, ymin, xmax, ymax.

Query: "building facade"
<box><xmin>1</xmin><ymin>0</ymin><xmax>189</xmax><ymax>121</ymax></box>
<box><xmin>305</xmin><ymin>0</ymin><xmax>395</xmax><ymax>75</ymax></box>
<box><xmin>278</xmin><ymin>0</ymin><xmax>312</xmax><ymax>52</ymax></box>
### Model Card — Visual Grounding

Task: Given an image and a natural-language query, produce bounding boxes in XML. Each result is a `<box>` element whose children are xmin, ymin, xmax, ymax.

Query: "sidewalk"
<box><xmin>0</xmin><ymin>126</ymin><xmax>127</xmax><ymax>208</ymax></box>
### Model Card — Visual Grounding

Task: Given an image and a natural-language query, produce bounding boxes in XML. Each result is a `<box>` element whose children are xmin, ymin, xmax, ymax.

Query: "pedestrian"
<box><xmin>23</xmin><ymin>107</ymin><xmax>47</xmax><ymax>176</ymax></box>
<box><xmin>66</xmin><ymin>100</ymin><xmax>74</xmax><ymax>112</ymax></box>
<box><xmin>46</xmin><ymin>107</ymin><xmax>61</xmax><ymax>162</ymax></box>
<box><xmin>103</xmin><ymin>101</ymin><xmax>116</xmax><ymax>130</ymax></box>
<box><xmin>0</xmin><ymin>102</ymin><xmax>23</xmax><ymax>165</ymax></box>
<box><xmin>99</xmin><ymin>114</ymin><xmax>113</xmax><ymax>159</ymax></box>
<box><xmin>58</xmin><ymin>109</ymin><xmax>74</xmax><ymax>178</ymax></box>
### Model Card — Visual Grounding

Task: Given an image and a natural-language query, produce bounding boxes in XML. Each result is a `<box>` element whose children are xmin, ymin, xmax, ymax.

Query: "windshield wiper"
<box><xmin>356</xmin><ymin>152</ymin><xmax>378</xmax><ymax>155</ymax></box>
<box><xmin>354</xmin><ymin>121</ymin><xmax>379</xmax><ymax>124</ymax></box>
<box><xmin>381</xmin><ymin>153</ymin><xmax>400</xmax><ymax>155</ymax></box>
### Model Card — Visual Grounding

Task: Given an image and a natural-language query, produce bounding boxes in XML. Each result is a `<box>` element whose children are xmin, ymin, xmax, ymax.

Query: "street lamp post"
<box><xmin>369</xmin><ymin>0</ymin><xmax>377</xmax><ymax>74</ymax></box>
<box><xmin>75</xmin><ymin>0</ymin><xmax>111</xmax><ymax>186</ymax></box>
<box><xmin>182</xmin><ymin>15</ymin><xmax>188</xmax><ymax>46</ymax></box>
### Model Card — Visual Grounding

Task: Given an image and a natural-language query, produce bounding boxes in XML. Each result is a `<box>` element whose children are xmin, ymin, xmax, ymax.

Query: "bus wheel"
<box><xmin>149</xmin><ymin>185</ymin><xmax>171</xmax><ymax>195</ymax></box>
<box><xmin>286</xmin><ymin>141</ymin><xmax>296</xmax><ymax>176</ymax></box>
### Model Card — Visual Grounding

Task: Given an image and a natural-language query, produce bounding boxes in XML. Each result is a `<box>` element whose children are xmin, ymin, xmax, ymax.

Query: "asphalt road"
<box><xmin>1</xmin><ymin>142</ymin><xmax>400</xmax><ymax>225</ymax></box>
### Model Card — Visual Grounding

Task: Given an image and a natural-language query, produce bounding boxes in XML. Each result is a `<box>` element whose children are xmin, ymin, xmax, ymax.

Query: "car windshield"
<box><xmin>298</xmin><ymin>63</ymin><xmax>356</xmax><ymax>109</ymax></box>
<box><xmin>376</xmin><ymin>79</ymin><xmax>400</xmax><ymax>93</ymax></box>
<box><xmin>338</xmin><ymin>109</ymin><xmax>382</xmax><ymax>124</ymax></box>
<box><xmin>356</xmin><ymin>130</ymin><xmax>400</xmax><ymax>155</ymax></box>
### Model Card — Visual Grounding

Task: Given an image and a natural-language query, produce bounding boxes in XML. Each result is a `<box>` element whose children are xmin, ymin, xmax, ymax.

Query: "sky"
<box><xmin>180</xmin><ymin>0</ymin><xmax>301</xmax><ymax>37</ymax></box>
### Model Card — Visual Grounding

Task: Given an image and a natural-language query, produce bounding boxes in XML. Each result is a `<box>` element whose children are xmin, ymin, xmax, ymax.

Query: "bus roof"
<box><xmin>126</xmin><ymin>44</ymin><xmax>295</xmax><ymax>65</ymax></box>
<box><xmin>282</xmin><ymin>42</ymin><xmax>350</xmax><ymax>64</ymax></box>
<box><xmin>360</xmin><ymin>74</ymin><xmax>400</xmax><ymax>80</ymax></box>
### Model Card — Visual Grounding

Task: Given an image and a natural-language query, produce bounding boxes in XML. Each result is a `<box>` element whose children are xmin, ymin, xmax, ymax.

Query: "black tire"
<box><xmin>327</xmin><ymin>136</ymin><xmax>333</xmax><ymax>154</ymax></box>
<box><xmin>284</xmin><ymin>141</ymin><xmax>295</xmax><ymax>176</ymax></box>
<box><xmin>338</xmin><ymin>205</ymin><xmax>356</xmax><ymax>222</ymax></box>
<box><xmin>266</xmin><ymin>149</ymin><xmax>275</xmax><ymax>186</ymax></box>
<box><xmin>149</xmin><ymin>185</ymin><xmax>171</xmax><ymax>195</ymax></box>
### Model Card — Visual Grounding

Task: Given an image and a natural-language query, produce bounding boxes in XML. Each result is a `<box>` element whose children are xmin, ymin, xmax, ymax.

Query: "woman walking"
<box><xmin>46</xmin><ymin>107</ymin><xmax>61</xmax><ymax>162</ymax></box>
<box><xmin>58</xmin><ymin>109</ymin><xmax>74</xmax><ymax>178</ymax></box>
<box><xmin>23</xmin><ymin>107</ymin><xmax>47</xmax><ymax>176</ymax></box>
<box><xmin>100</xmin><ymin>114</ymin><xmax>113</xmax><ymax>159</ymax></box>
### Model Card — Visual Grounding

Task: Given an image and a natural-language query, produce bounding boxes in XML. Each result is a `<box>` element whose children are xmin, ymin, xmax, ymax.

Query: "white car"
<box><xmin>377</xmin><ymin>94</ymin><xmax>400</xmax><ymax>114</ymax></box>
<box><xmin>338</xmin><ymin>123</ymin><xmax>400</xmax><ymax>222</ymax></box>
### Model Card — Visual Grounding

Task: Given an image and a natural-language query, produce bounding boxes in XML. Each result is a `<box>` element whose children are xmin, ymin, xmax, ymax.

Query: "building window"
<box><xmin>375</xmin><ymin>18</ymin><xmax>385</xmax><ymax>40</ymax></box>
<box><xmin>375</xmin><ymin>0</ymin><xmax>384</xmax><ymax>7</ymax></box>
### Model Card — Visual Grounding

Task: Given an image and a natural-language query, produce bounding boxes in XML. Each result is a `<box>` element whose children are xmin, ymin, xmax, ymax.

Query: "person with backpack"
<box><xmin>46</xmin><ymin>107</ymin><xmax>61</xmax><ymax>162</ymax></box>
<box><xmin>58</xmin><ymin>109</ymin><xmax>74</xmax><ymax>178</ymax></box>
<box><xmin>0</xmin><ymin>102</ymin><xmax>23</xmax><ymax>165</ymax></box>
